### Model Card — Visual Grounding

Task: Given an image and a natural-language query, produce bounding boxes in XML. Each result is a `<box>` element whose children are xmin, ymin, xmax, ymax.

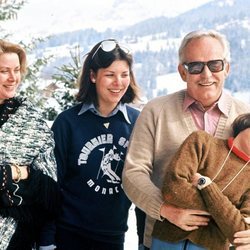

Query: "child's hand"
<box><xmin>191</xmin><ymin>173</ymin><xmax>202</xmax><ymax>187</ymax></box>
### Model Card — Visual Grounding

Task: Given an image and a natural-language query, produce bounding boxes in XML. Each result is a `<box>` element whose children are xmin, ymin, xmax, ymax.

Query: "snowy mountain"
<box><xmin>3</xmin><ymin>0</ymin><xmax>212</xmax><ymax>38</ymax></box>
<box><xmin>3</xmin><ymin>0</ymin><xmax>250</xmax><ymax>103</ymax></box>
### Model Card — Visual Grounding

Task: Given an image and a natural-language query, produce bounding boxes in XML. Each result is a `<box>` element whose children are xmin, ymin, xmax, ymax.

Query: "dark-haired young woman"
<box><xmin>51</xmin><ymin>39</ymin><xmax>141</xmax><ymax>250</ymax></box>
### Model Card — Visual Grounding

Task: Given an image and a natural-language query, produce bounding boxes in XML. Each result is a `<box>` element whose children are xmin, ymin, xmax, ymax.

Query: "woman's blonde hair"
<box><xmin>0</xmin><ymin>39</ymin><xmax>27</xmax><ymax>77</ymax></box>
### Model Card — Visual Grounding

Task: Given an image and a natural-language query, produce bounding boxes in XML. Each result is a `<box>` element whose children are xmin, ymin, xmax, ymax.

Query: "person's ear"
<box><xmin>224</xmin><ymin>62</ymin><xmax>230</xmax><ymax>78</ymax></box>
<box><xmin>90</xmin><ymin>70</ymin><xmax>96</xmax><ymax>83</ymax></box>
<box><xmin>178</xmin><ymin>64</ymin><xmax>188</xmax><ymax>82</ymax></box>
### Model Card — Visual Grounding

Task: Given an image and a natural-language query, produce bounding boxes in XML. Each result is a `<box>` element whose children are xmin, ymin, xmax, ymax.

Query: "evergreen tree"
<box><xmin>42</xmin><ymin>45</ymin><xmax>82</xmax><ymax>120</ymax></box>
<box><xmin>0</xmin><ymin>0</ymin><xmax>55</xmax><ymax>116</ymax></box>
<box><xmin>0</xmin><ymin>0</ymin><xmax>25</xmax><ymax>21</ymax></box>
<box><xmin>18</xmin><ymin>38</ymin><xmax>53</xmax><ymax>108</ymax></box>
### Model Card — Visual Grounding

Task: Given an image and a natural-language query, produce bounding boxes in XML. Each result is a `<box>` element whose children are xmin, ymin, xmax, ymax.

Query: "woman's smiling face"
<box><xmin>0</xmin><ymin>53</ymin><xmax>21</xmax><ymax>104</ymax></box>
<box><xmin>92</xmin><ymin>60</ymin><xmax>130</xmax><ymax>116</ymax></box>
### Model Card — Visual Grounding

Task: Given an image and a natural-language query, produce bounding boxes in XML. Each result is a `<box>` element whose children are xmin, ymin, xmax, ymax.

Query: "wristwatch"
<box><xmin>198</xmin><ymin>177</ymin><xmax>206</xmax><ymax>186</ymax></box>
<box><xmin>197</xmin><ymin>176</ymin><xmax>211</xmax><ymax>190</ymax></box>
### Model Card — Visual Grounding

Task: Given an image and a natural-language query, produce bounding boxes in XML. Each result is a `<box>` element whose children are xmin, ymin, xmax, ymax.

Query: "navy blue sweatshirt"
<box><xmin>51</xmin><ymin>103</ymin><xmax>140</xmax><ymax>244</ymax></box>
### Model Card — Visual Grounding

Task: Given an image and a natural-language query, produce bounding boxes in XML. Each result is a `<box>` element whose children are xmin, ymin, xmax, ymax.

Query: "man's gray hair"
<box><xmin>178</xmin><ymin>30</ymin><xmax>231</xmax><ymax>64</ymax></box>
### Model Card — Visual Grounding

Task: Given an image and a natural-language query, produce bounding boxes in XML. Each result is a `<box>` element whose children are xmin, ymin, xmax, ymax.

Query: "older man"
<box><xmin>122</xmin><ymin>29</ymin><xmax>250</xmax><ymax>249</ymax></box>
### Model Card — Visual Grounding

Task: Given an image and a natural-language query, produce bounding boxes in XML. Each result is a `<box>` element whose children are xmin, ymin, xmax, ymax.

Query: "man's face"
<box><xmin>178</xmin><ymin>37</ymin><xmax>230</xmax><ymax>108</ymax></box>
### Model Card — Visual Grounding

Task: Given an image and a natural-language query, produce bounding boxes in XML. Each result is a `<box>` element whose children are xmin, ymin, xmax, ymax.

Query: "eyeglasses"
<box><xmin>91</xmin><ymin>39</ymin><xmax>130</xmax><ymax>59</ymax></box>
<box><xmin>183</xmin><ymin>59</ymin><xmax>225</xmax><ymax>74</ymax></box>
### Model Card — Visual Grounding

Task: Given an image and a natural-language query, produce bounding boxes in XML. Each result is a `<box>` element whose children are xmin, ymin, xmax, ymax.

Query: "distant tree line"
<box><xmin>1</xmin><ymin>0</ymin><xmax>250</xmax><ymax>121</ymax></box>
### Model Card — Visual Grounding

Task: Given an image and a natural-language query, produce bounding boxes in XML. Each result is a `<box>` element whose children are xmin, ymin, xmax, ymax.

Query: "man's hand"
<box><xmin>160</xmin><ymin>203</ymin><xmax>210</xmax><ymax>231</ymax></box>
<box><xmin>233</xmin><ymin>218</ymin><xmax>250</xmax><ymax>249</ymax></box>
<box><xmin>234</xmin><ymin>229</ymin><xmax>250</xmax><ymax>249</ymax></box>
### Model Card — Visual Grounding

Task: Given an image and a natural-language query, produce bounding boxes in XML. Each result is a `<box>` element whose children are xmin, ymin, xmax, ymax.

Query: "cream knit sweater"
<box><xmin>122</xmin><ymin>89</ymin><xmax>250</xmax><ymax>247</ymax></box>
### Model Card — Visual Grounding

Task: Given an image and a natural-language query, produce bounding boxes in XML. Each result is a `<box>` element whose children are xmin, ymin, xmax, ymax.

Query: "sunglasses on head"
<box><xmin>91</xmin><ymin>39</ymin><xmax>130</xmax><ymax>60</ymax></box>
<box><xmin>183</xmin><ymin>59</ymin><xmax>225</xmax><ymax>74</ymax></box>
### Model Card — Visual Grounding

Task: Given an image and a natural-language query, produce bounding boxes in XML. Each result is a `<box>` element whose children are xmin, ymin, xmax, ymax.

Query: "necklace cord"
<box><xmin>211</xmin><ymin>143</ymin><xmax>250</xmax><ymax>192</ymax></box>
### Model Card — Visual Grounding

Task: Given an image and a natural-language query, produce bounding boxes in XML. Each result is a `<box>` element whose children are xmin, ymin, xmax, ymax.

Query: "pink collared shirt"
<box><xmin>183</xmin><ymin>92</ymin><xmax>229</xmax><ymax>135</ymax></box>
